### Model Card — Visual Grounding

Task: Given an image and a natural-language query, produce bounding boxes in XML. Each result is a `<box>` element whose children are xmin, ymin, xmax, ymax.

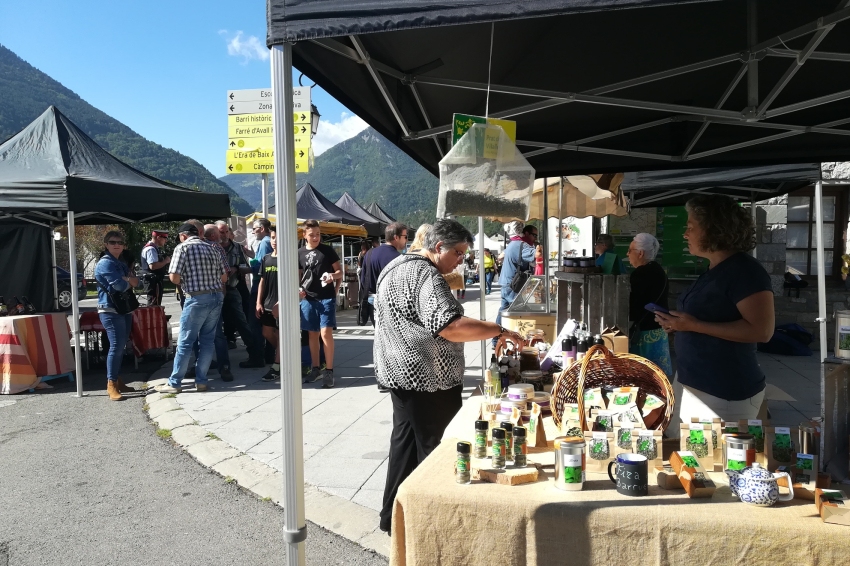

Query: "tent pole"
<box><xmin>262</xmin><ymin>173</ymin><xmax>269</xmax><ymax>217</ymax></box>
<box><xmin>543</xmin><ymin>177</ymin><xmax>549</xmax><ymax>314</ymax></box>
<box><xmin>557</xmin><ymin>178</ymin><xmax>563</xmax><ymax>267</ymax></box>
<box><xmin>270</xmin><ymin>42</ymin><xmax>307</xmax><ymax>566</ymax></box>
<box><xmin>51</xmin><ymin>227</ymin><xmax>59</xmax><ymax>311</ymax></box>
<box><xmin>479</xmin><ymin>216</ymin><xmax>487</xmax><ymax>379</ymax></box>
<box><xmin>814</xmin><ymin>180</ymin><xmax>828</xmax><ymax>363</ymax></box>
<box><xmin>67</xmin><ymin>212</ymin><xmax>84</xmax><ymax>397</ymax></box>
<box><xmin>341</xmin><ymin>234</ymin><xmax>345</xmax><ymax>309</ymax></box>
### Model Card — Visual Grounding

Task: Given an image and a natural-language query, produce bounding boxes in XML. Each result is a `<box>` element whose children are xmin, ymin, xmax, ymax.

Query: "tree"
<box><xmin>74</xmin><ymin>224</ymin><xmax>118</xmax><ymax>272</ymax></box>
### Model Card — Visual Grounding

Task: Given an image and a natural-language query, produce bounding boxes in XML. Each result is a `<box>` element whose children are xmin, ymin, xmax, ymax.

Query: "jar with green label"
<box><xmin>500</xmin><ymin>421</ymin><xmax>514</xmax><ymax>461</ymax></box>
<box><xmin>491</xmin><ymin>428</ymin><xmax>506</xmax><ymax>469</ymax></box>
<box><xmin>723</xmin><ymin>433</ymin><xmax>755</xmax><ymax>471</ymax></box>
<box><xmin>456</xmin><ymin>441</ymin><xmax>472</xmax><ymax>484</ymax></box>
<box><xmin>473</xmin><ymin>420</ymin><xmax>489</xmax><ymax>458</ymax></box>
<box><xmin>555</xmin><ymin>437</ymin><xmax>585</xmax><ymax>491</ymax></box>
<box><xmin>513</xmin><ymin>426</ymin><xmax>527</xmax><ymax>467</ymax></box>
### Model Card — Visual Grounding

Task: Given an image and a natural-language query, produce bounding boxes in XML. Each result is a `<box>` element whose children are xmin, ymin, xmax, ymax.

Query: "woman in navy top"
<box><xmin>94</xmin><ymin>230</ymin><xmax>139</xmax><ymax>401</ymax></box>
<box><xmin>655</xmin><ymin>195</ymin><xmax>774</xmax><ymax>423</ymax></box>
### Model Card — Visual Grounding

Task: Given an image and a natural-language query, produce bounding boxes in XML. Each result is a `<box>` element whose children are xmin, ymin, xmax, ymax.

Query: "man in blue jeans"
<box><xmin>156</xmin><ymin>223</ymin><xmax>228</xmax><ymax>393</ymax></box>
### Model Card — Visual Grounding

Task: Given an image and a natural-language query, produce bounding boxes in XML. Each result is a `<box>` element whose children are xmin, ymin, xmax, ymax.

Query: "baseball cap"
<box><xmin>177</xmin><ymin>223</ymin><xmax>199</xmax><ymax>236</ymax></box>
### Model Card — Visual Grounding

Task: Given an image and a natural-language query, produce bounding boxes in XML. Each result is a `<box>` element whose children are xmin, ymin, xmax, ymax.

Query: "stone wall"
<box><xmin>753</xmin><ymin>195</ymin><xmax>788</xmax><ymax>296</ymax></box>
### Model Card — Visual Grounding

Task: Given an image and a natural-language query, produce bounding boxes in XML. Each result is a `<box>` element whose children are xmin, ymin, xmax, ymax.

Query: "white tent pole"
<box><xmin>557</xmin><ymin>178</ymin><xmax>563</xmax><ymax>267</ymax></box>
<box><xmin>51</xmin><ymin>227</ymin><xmax>59</xmax><ymax>311</ymax></box>
<box><xmin>814</xmin><ymin>179</ymin><xmax>828</xmax><ymax>363</ymax></box>
<box><xmin>543</xmin><ymin>177</ymin><xmax>549</xmax><ymax>313</ymax></box>
<box><xmin>67</xmin><ymin>212</ymin><xmax>84</xmax><ymax>397</ymax></box>
<box><xmin>262</xmin><ymin>173</ymin><xmax>269</xmax><ymax>217</ymax></box>
<box><xmin>270</xmin><ymin>43</ymin><xmax>307</xmax><ymax>566</ymax></box>
<box><xmin>479</xmin><ymin>216</ymin><xmax>487</xmax><ymax>378</ymax></box>
<box><xmin>341</xmin><ymin>234</ymin><xmax>346</xmax><ymax>308</ymax></box>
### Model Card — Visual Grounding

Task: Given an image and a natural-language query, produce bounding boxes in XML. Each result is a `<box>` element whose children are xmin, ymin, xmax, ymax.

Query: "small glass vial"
<box><xmin>513</xmin><ymin>426</ymin><xmax>528</xmax><ymax>467</ymax></box>
<box><xmin>500</xmin><ymin>421</ymin><xmax>514</xmax><ymax>461</ymax></box>
<box><xmin>473</xmin><ymin>420</ymin><xmax>489</xmax><ymax>459</ymax></box>
<box><xmin>456</xmin><ymin>441</ymin><xmax>472</xmax><ymax>484</ymax></box>
<box><xmin>491</xmin><ymin>428</ymin><xmax>506</xmax><ymax>469</ymax></box>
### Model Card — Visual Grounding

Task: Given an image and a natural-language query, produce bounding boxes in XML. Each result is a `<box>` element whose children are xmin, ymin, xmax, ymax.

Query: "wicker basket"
<box><xmin>551</xmin><ymin>344</ymin><xmax>675</xmax><ymax>431</ymax></box>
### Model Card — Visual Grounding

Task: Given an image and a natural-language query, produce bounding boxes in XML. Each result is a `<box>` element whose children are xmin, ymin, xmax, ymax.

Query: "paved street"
<box><xmin>0</xmin><ymin>358</ymin><xmax>387</xmax><ymax>566</ymax></box>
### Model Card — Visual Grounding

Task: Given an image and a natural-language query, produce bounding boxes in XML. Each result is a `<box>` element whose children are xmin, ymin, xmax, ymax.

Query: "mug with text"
<box><xmin>607</xmin><ymin>453</ymin><xmax>648</xmax><ymax>496</ymax></box>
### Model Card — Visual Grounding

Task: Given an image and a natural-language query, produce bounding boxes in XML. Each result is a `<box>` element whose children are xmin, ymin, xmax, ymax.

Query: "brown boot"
<box><xmin>115</xmin><ymin>377</ymin><xmax>135</xmax><ymax>393</ymax></box>
<box><xmin>107</xmin><ymin>380</ymin><xmax>124</xmax><ymax>401</ymax></box>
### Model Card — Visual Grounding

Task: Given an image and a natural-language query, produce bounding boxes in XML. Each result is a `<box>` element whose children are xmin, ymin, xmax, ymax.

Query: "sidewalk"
<box><xmin>142</xmin><ymin>281</ymin><xmax>823</xmax><ymax>558</ymax></box>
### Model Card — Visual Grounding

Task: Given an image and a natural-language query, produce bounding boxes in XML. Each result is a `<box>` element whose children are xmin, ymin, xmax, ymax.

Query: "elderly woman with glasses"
<box><xmin>94</xmin><ymin>230</ymin><xmax>138</xmax><ymax>401</ymax></box>
<box><xmin>625</xmin><ymin>233</ymin><xmax>672</xmax><ymax>378</ymax></box>
<box><xmin>373</xmin><ymin>219</ymin><xmax>524</xmax><ymax>535</ymax></box>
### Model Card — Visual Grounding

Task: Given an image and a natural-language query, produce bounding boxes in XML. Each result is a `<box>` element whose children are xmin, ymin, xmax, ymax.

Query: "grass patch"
<box><xmin>206</xmin><ymin>432</ymin><xmax>220</xmax><ymax>441</ymax></box>
<box><xmin>162</xmin><ymin>393</ymin><xmax>177</xmax><ymax>399</ymax></box>
<box><xmin>224</xmin><ymin>476</ymin><xmax>235</xmax><ymax>484</ymax></box>
<box><xmin>142</xmin><ymin>403</ymin><xmax>149</xmax><ymax>412</ymax></box>
<box><xmin>261</xmin><ymin>496</ymin><xmax>272</xmax><ymax>502</ymax></box>
<box><xmin>140</xmin><ymin>382</ymin><xmax>149</xmax><ymax>390</ymax></box>
<box><xmin>156</xmin><ymin>428</ymin><xmax>172</xmax><ymax>439</ymax></box>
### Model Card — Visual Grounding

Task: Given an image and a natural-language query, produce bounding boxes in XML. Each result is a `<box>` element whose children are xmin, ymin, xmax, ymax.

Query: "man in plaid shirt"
<box><xmin>156</xmin><ymin>222</ymin><xmax>228</xmax><ymax>393</ymax></box>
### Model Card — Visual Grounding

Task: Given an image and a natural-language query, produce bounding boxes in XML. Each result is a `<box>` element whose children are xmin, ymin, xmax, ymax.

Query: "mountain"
<box><xmin>221</xmin><ymin>128</ymin><xmax>440</xmax><ymax>227</ymax></box>
<box><xmin>0</xmin><ymin>44</ymin><xmax>253</xmax><ymax>215</ymax></box>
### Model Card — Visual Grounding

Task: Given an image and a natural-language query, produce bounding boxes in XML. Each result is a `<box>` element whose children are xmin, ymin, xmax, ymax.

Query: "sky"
<box><xmin>0</xmin><ymin>0</ymin><xmax>368</xmax><ymax>177</ymax></box>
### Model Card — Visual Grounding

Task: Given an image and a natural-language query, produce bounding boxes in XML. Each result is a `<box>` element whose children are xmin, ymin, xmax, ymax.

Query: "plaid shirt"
<box><xmin>168</xmin><ymin>236</ymin><xmax>228</xmax><ymax>294</ymax></box>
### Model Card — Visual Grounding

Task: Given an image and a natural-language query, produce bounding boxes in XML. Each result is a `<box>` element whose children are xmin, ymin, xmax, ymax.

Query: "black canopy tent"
<box><xmin>365</xmin><ymin>202</ymin><xmax>396</xmax><ymax>224</ymax></box>
<box><xmin>265</xmin><ymin>2</ymin><xmax>850</xmax><ymax>556</ymax></box>
<box><xmin>0</xmin><ymin>106</ymin><xmax>231</xmax><ymax>397</ymax></box>
<box><xmin>294</xmin><ymin>182</ymin><xmax>376</xmax><ymax>227</ymax></box>
<box><xmin>624</xmin><ymin>162</ymin><xmax>823</xmax><ymax>207</ymax></box>
<box><xmin>334</xmin><ymin>192</ymin><xmax>385</xmax><ymax>237</ymax></box>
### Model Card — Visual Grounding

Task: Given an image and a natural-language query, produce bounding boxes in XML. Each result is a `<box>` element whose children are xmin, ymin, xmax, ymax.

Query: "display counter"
<box><xmin>554</xmin><ymin>271</ymin><xmax>629</xmax><ymax>333</ymax></box>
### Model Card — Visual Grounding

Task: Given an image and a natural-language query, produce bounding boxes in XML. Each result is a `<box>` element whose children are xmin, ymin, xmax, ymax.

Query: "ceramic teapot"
<box><xmin>725</xmin><ymin>462</ymin><xmax>794</xmax><ymax>506</ymax></box>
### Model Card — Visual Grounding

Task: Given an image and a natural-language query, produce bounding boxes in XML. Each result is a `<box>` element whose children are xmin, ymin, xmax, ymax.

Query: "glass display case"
<box><xmin>504</xmin><ymin>275</ymin><xmax>557</xmax><ymax>313</ymax></box>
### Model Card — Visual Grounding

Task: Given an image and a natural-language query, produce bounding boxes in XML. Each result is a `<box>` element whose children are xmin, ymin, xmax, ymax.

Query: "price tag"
<box><xmin>748</xmin><ymin>419</ymin><xmax>762</xmax><ymax>426</ymax></box>
<box><xmin>638</xmin><ymin>429</ymin><xmax>654</xmax><ymax>437</ymax></box>
<box><xmin>775</xmin><ymin>427</ymin><xmax>791</xmax><ymax>435</ymax></box>
<box><xmin>592</xmin><ymin>431</ymin><xmax>607</xmax><ymax>440</ymax></box>
<box><xmin>620</xmin><ymin>421</ymin><xmax>634</xmax><ymax>429</ymax></box>
<box><xmin>689</xmin><ymin>422</ymin><xmax>705</xmax><ymax>430</ymax></box>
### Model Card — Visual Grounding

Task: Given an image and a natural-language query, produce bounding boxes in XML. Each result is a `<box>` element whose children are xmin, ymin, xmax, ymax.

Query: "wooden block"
<box><xmin>816</xmin><ymin>488</ymin><xmax>850</xmax><ymax>525</ymax></box>
<box><xmin>473</xmin><ymin>464</ymin><xmax>540</xmax><ymax>486</ymax></box>
<box><xmin>669</xmin><ymin>451</ymin><xmax>716</xmax><ymax>499</ymax></box>
<box><xmin>655</xmin><ymin>466</ymin><xmax>683</xmax><ymax>490</ymax></box>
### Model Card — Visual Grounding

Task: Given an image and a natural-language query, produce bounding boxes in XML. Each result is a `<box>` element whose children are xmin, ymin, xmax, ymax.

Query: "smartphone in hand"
<box><xmin>644</xmin><ymin>303</ymin><xmax>670</xmax><ymax>315</ymax></box>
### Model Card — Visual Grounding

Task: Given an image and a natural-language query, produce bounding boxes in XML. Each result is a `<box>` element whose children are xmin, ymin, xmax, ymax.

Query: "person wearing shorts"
<box><xmin>298</xmin><ymin>219</ymin><xmax>342</xmax><ymax>389</ymax></box>
<box><xmin>256</xmin><ymin>227</ymin><xmax>280</xmax><ymax>382</ymax></box>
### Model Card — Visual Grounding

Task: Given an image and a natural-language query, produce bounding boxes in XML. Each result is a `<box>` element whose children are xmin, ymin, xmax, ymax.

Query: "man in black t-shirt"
<box><xmin>256</xmin><ymin>227</ymin><xmax>280</xmax><ymax>382</ymax></box>
<box><xmin>298</xmin><ymin>220</ymin><xmax>342</xmax><ymax>389</ymax></box>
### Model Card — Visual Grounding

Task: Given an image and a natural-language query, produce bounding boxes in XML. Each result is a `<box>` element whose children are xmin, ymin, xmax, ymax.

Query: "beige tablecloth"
<box><xmin>391</xmin><ymin>438</ymin><xmax>850</xmax><ymax>566</ymax></box>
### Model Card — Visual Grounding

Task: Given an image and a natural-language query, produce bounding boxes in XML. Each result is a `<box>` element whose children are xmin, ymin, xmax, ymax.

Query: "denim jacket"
<box><xmin>95</xmin><ymin>253</ymin><xmax>131</xmax><ymax>311</ymax></box>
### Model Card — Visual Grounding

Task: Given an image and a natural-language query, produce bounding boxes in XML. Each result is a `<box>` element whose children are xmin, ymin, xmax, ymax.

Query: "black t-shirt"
<box><xmin>260</xmin><ymin>254</ymin><xmax>278</xmax><ymax>311</ymax></box>
<box><xmin>629</xmin><ymin>261</ymin><xmax>668</xmax><ymax>331</ymax></box>
<box><xmin>298</xmin><ymin>243</ymin><xmax>340</xmax><ymax>301</ymax></box>
<box><xmin>675</xmin><ymin>252</ymin><xmax>773</xmax><ymax>400</ymax></box>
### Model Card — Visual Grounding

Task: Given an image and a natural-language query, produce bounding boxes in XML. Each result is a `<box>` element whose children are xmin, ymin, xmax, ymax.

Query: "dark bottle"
<box><xmin>12</xmin><ymin>296</ymin><xmax>25</xmax><ymax>315</ymax></box>
<box><xmin>21</xmin><ymin>296</ymin><xmax>36</xmax><ymax>315</ymax></box>
<box><xmin>0</xmin><ymin>296</ymin><xmax>7</xmax><ymax>317</ymax></box>
<box><xmin>593</xmin><ymin>334</ymin><xmax>604</xmax><ymax>346</ymax></box>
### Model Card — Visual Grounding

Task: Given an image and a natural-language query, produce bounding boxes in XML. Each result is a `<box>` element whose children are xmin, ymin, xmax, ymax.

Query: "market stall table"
<box><xmin>0</xmin><ymin>313</ymin><xmax>74</xmax><ymax>394</ymax></box>
<box><xmin>391</xmin><ymin>435</ymin><xmax>849</xmax><ymax>566</ymax></box>
<box><xmin>79</xmin><ymin>306</ymin><xmax>170</xmax><ymax>368</ymax></box>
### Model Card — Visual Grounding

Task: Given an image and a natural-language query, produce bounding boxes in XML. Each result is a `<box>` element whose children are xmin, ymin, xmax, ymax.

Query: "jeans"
<box><xmin>484</xmin><ymin>271</ymin><xmax>495</xmax><ymax>294</ymax></box>
<box><xmin>248</xmin><ymin>287</ymin><xmax>266</xmax><ymax>357</ymax></box>
<box><xmin>193</xmin><ymin>312</ymin><xmax>229</xmax><ymax>368</ymax></box>
<box><xmin>169</xmin><ymin>292</ymin><xmax>223</xmax><ymax>387</ymax></box>
<box><xmin>99</xmin><ymin>312</ymin><xmax>133</xmax><ymax>381</ymax></box>
<box><xmin>493</xmin><ymin>293</ymin><xmax>513</xmax><ymax>346</ymax></box>
<box><xmin>223</xmin><ymin>287</ymin><xmax>261</xmax><ymax>359</ymax></box>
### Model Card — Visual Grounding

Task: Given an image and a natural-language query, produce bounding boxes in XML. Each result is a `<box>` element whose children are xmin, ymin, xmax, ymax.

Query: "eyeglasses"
<box><xmin>400</xmin><ymin>234</ymin><xmax>408</xmax><ymax>239</ymax></box>
<box><xmin>443</xmin><ymin>247</ymin><xmax>465</xmax><ymax>257</ymax></box>
<box><xmin>108</xmin><ymin>240</ymin><xmax>125</xmax><ymax>245</ymax></box>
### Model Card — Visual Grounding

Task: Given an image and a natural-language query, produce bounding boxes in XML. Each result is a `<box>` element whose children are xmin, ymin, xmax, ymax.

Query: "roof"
<box><xmin>0</xmin><ymin>106</ymin><xmax>231</xmax><ymax>225</ymax></box>
<box><xmin>334</xmin><ymin>192</ymin><xmax>385</xmax><ymax>236</ymax></box>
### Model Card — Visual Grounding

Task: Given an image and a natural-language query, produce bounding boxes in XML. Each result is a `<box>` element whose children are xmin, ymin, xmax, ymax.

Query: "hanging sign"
<box><xmin>452</xmin><ymin>114</ymin><xmax>516</xmax><ymax>146</ymax></box>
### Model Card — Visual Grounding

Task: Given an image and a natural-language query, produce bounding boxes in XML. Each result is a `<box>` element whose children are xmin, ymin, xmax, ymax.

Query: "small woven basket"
<box><xmin>551</xmin><ymin>344</ymin><xmax>675</xmax><ymax>431</ymax></box>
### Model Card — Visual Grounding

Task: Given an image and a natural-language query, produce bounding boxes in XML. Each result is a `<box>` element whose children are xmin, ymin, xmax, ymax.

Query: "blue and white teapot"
<box><xmin>725</xmin><ymin>462</ymin><xmax>794</xmax><ymax>506</ymax></box>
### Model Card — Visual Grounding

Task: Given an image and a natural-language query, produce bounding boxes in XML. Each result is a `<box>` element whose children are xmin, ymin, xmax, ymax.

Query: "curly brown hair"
<box><xmin>685</xmin><ymin>195</ymin><xmax>755</xmax><ymax>253</ymax></box>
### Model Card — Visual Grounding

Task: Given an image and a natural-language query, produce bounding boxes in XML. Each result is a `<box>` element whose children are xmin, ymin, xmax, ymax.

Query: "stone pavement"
<box><xmin>142</xmin><ymin>281</ymin><xmax>824</xmax><ymax>558</ymax></box>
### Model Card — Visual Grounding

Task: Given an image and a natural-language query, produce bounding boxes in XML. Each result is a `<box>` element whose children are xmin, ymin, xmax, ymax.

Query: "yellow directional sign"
<box><xmin>225</xmin><ymin>149</ymin><xmax>310</xmax><ymax>174</ymax></box>
<box><xmin>228</xmin><ymin>116</ymin><xmax>273</xmax><ymax>138</ymax></box>
<box><xmin>227</xmin><ymin>133</ymin><xmax>310</xmax><ymax>151</ymax></box>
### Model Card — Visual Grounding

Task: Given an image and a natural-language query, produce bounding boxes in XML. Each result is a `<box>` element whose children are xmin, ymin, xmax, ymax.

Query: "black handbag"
<box><xmin>96</xmin><ymin>271</ymin><xmax>139</xmax><ymax>315</ymax></box>
<box><xmin>509</xmin><ymin>269</ymin><xmax>529</xmax><ymax>293</ymax></box>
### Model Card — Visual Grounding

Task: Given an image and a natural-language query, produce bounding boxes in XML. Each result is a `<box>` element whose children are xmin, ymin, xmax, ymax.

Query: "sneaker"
<box><xmin>219</xmin><ymin>365</ymin><xmax>234</xmax><ymax>382</ymax></box>
<box><xmin>261</xmin><ymin>369</ymin><xmax>280</xmax><ymax>382</ymax></box>
<box><xmin>239</xmin><ymin>357</ymin><xmax>265</xmax><ymax>369</ymax></box>
<box><xmin>155</xmin><ymin>384</ymin><xmax>181</xmax><ymax>394</ymax></box>
<box><xmin>303</xmin><ymin>367</ymin><xmax>321</xmax><ymax>383</ymax></box>
<box><xmin>321</xmin><ymin>369</ymin><xmax>335</xmax><ymax>389</ymax></box>
<box><xmin>196</xmin><ymin>383</ymin><xmax>209</xmax><ymax>392</ymax></box>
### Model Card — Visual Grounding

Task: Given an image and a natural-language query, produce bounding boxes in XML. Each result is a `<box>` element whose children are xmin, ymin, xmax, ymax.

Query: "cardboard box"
<box><xmin>669</xmin><ymin>451</ymin><xmax>716</xmax><ymax>498</ymax></box>
<box><xmin>601</xmin><ymin>326</ymin><xmax>629</xmax><ymax>354</ymax></box>
<box><xmin>655</xmin><ymin>465</ymin><xmax>683</xmax><ymax>490</ymax></box>
<box><xmin>815</xmin><ymin>488</ymin><xmax>850</xmax><ymax>526</ymax></box>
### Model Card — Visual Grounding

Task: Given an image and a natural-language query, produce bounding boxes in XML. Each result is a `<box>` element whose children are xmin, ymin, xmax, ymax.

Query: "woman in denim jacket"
<box><xmin>95</xmin><ymin>230</ymin><xmax>138</xmax><ymax>401</ymax></box>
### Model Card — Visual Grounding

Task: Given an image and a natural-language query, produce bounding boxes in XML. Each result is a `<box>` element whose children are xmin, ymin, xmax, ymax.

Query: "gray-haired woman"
<box><xmin>374</xmin><ymin>219</ymin><xmax>524</xmax><ymax>535</ymax></box>
<box><xmin>625</xmin><ymin>233</ymin><xmax>672</xmax><ymax>377</ymax></box>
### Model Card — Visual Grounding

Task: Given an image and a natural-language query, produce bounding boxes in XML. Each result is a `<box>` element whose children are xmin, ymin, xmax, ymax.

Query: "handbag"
<box><xmin>509</xmin><ymin>269</ymin><xmax>529</xmax><ymax>293</ymax></box>
<box><xmin>95</xmin><ymin>266</ymin><xmax>139</xmax><ymax>315</ymax></box>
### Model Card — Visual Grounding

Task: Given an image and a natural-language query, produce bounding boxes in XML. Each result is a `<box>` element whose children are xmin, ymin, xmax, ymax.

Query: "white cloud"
<box><xmin>311</xmin><ymin>114</ymin><xmax>369</xmax><ymax>155</ymax></box>
<box><xmin>219</xmin><ymin>30</ymin><xmax>268</xmax><ymax>63</ymax></box>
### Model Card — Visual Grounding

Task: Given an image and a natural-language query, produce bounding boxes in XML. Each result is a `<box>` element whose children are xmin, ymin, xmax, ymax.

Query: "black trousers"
<box><xmin>380</xmin><ymin>383</ymin><xmax>463</xmax><ymax>531</ymax></box>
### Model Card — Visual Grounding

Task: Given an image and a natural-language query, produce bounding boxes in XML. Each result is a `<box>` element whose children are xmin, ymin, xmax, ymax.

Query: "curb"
<box><xmin>142</xmin><ymin>377</ymin><xmax>390</xmax><ymax>558</ymax></box>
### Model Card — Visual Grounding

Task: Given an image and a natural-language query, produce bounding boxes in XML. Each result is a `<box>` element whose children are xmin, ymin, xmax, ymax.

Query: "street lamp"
<box><xmin>310</xmin><ymin>104</ymin><xmax>321</xmax><ymax>138</ymax></box>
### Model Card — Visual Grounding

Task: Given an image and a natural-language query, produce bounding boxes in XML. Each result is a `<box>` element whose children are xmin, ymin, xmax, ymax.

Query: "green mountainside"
<box><xmin>221</xmin><ymin>127</ymin><xmax>504</xmax><ymax>234</ymax></box>
<box><xmin>0</xmin><ymin>44</ymin><xmax>253</xmax><ymax>215</ymax></box>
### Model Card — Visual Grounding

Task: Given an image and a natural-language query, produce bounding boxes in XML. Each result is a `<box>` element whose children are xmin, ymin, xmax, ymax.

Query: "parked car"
<box><xmin>56</xmin><ymin>266</ymin><xmax>87</xmax><ymax>309</ymax></box>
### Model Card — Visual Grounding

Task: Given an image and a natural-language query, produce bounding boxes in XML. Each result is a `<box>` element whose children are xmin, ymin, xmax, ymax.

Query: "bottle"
<box><xmin>491</xmin><ymin>428</ymin><xmax>507</xmax><ymax>469</ymax></box>
<box><xmin>473</xmin><ymin>420</ymin><xmax>489</xmax><ymax>459</ymax></box>
<box><xmin>456</xmin><ymin>441</ymin><xmax>472</xmax><ymax>484</ymax></box>
<box><xmin>576</xmin><ymin>338</ymin><xmax>588</xmax><ymax>362</ymax></box>
<box><xmin>593</xmin><ymin>334</ymin><xmax>604</xmax><ymax>347</ymax></box>
<box><xmin>513</xmin><ymin>427</ymin><xmax>528</xmax><ymax>467</ymax></box>
<box><xmin>0</xmin><ymin>296</ymin><xmax>7</xmax><ymax>317</ymax></box>
<box><xmin>21</xmin><ymin>296</ymin><xmax>36</xmax><ymax>315</ymax></box>
<box><xmin>489</xmin><ymin>355</ymin><xmax>502</xmax><ymax>397</ymax></box>
<box><xmin>500</xmin><ymin>421</ymin><xmax>514</xmax><ymax>461</ymax></box>
<box><xmin>569</xmin><ymin>335</ymin><xmax>578</xmax><ymax>359</ymax></box>
<box><xmin>12</xmin><ymin>297</ymin><xmax>25</xmax><ymax>315</ymax></box>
